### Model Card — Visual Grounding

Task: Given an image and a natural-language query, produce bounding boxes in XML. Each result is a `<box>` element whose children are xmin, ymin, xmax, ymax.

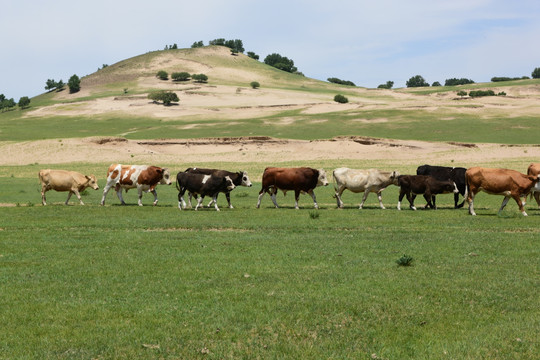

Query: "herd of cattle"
<box><xmin>38</xmin><ymin>163</ymin><xmax>540</xmax><ymax>216</ymax></box>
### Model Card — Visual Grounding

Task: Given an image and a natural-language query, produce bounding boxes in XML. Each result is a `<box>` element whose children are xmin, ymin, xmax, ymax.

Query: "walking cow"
<box><xmin>333</xmin><ymin>168</ymin><xmax>399</xmax><ymax>209</ymax></box>
<box><xmin>526</xmin><ymin>163</ymin><xmax>540</xmax><ymax>208</ymax></box>
<box><xmin>397</xmin><ymin>175</ymin><xmax>458</xmax><ymax>210</ymax></box>
<box><xmin>39</xmin><ymin>169</ymin><xmax>99</xmax><ymax>206</ymax></box>
<box><xmin>416</xmin><ymin>164</ymin><xmax>467</xmax><ymax>208</ymax></box>
<box><xmin>256</xmin><ymin>167</ymin><xmax>329</xmax><ymax>209</ymax></box>
<box><xmin>101</xmin><ymin>164</ymin><xmax>172</xmax><ymax>206</ymax></box>
<box><xmin>176</xmin><ymin>171</ymin><xmax>236</xmax><ymax>211</ymax></box>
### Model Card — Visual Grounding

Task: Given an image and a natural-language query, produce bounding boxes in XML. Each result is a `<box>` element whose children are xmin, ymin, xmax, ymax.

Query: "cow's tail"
<box><xmin>464</xmin><ymin>171</ymin><xmax>470</xmax><ymax>203</ymax></box>
<box><xmin>332</xmin><ymin>170</ymin><xmax>338</xmax><ymax>198</ymax></box>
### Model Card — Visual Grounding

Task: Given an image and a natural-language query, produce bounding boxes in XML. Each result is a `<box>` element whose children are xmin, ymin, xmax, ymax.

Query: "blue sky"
<box><xmin>1</xmin><ymin>0</ymin><xmax>539</xmax><ymax>100</ymax></box>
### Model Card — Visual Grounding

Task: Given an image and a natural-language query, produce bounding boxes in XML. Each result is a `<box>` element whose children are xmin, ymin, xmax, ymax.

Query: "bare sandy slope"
<box><xmin>2</xmin><ymin>136</ymin><xmax>538</xmax><ymax>172</ymax></box>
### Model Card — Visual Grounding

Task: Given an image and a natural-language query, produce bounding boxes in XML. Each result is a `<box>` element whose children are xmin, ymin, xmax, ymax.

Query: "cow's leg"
<box><xmin>69</xmin><ymin>189</ymin><xmax>84</xmax><ymax>206</ymax></box>
<box><xmin>151</xmin><ymin>189</ymin><xmax>158</xmax><ymax>206</ymax></box>
<box><xmin>270</xmin><ymin>188</ymin><xmax>279</xmax><ymax>208</ymax></box>
<box><xmin>407</xmin><ymin>192</ymin><xmax>416</xmax><ymax>210</ymax></box>
<box><xmin>397</xmin><ymin>190</ymin><xmax>406</xmax><ymax>210</ymax></box>
<box><xmin>294</xmin><ymin>190</ymin><xmax>301</xmax><ymax>209</ymax></box>
<box><xmin>137</xmin><ymin>187</ymin><xmax>144</xmax><ymax>206</ymax></box>
<box><xmin>335</xmin><ymin>186</ymin><xmax>345</xmax><ymax>208</ymax></box>
<box><xmin>467</xmin><ymin>189</ymin><xmax>477</xmax><ymax>216</ymax></box>
<box><xmin>423</xmin><ymin>193</ymin><xmax>434</xmax><ymax>209</ymax></box>
<box><xmin>256</xmin><ymin>188</ymin><xmax>265</xmax><ymax>208</ymax></box>
<box><xmin>225</xmin><ymin>192</ymin><xmax>233</xmax><ymax>209</ymax></box>
<box><xmin>41</xmin><ymin>185</ymin><xmax>48</xmax><ymax>206</ymax></box>
<box><xmin>534</xmin><ymin>191</ymin><xmax>540</xmax><ymax>208</ymax></box>
<box><xmin>498</xmin><ymin>196</ymin><xmax>511</xmax><ymax>214</ymax></box>
<box><xmin>359</xmin><ymin>191</ymin><xmax>369</xmax><ymax>209</ymax></box>
<box><xmin>100</xmin><ymin>182</ymin><xmax>113</xmax><ymax>206</ymax></box>
<box><xmin>195</xmin><ymin>196</ymin><xmax>205</xmax><ymax>211</ymax></box>
<box><xmin>308</xmin><ymin>190</ymin><xmax>319</xmax><ymax>209</ymax></box>
<box><xmin>115</xmin><ymin>184</ymin><xmax>126</xmax><ymax>205</ymax></box>
<box><xmin>377</xmin><ymin>191</ymin><xmax>386</xmax><ymax>209</ymax></box>
<box><xmin>511</xmin><ymin>195</ymin><xmax>528</xmax><ymax>216</ymax></box>
<box><xmin>212</xmin><ymin>194</ymin><xmax>220</xmax><ymax>211</ymax></box>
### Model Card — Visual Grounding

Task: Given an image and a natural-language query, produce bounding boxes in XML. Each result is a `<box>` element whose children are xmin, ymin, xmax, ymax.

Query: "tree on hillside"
<box><xmin>247</xmin><ymin>51</ymin><xmax>259</xmax><ymax>60</ymax></box>
<box><xmin>328</xmin><ymin>77</ymin><xmax>356</xmax><ymax>86</ymax></box>
<box><xmin>209</xmin><ymin>38</ymin><xmax>226</xmax><ymax>46</ymax></box>
<box><xmin>445</xmin><ymin>78</ymin><xmax>474</xmax><ymax>86</ymax></box>
<box><xmin>192</xmin><ymin>74</ymin><xmax>208</xmax><ymax>83</ymax></box>
<box><xmin>432</xmin><ymin>81</ymin><xmax>441</xmax><ymax>87</ymax></box>
<box><xmin>191</xmin><ymin>41</ymin><xmax>204</xmax><ymax>48</ymax></box>
<box><xmin>406</xmin><ymin>75</ymin><xmax>429</xmax><ymax>87</ymax></box>
<box><xmin>45</xmin><ymin>79</ymin><xmax>64</xmax><ymax>92</ymax></box>
<box><xmin>0</xmin><ymin>95</ymin><xmax>16</xmax><ymax>112</ymax></box>
<box><xmin>148</xmin><ymin>91</ymin><xmax>179</xmax><ymax>106</ymax></box>
<box><xmin>68</xmin><ymin>74</ymin><xmax>81</xmax><ymax>93</ymax></box>
<box><xmin>18</xmin><ymin>96</ymin><xmax>30</xmax><ymax>109</ymax></box>
<box><xmin>377</xmin><ymin>81</ymin><xmax>394</xmax><ymax>89</ymax></box>
<box><xmin>172</xmin><ymin>72</ymin><xmax>191</xmax><ymax>81</ymax></box>
<box><xmin>264</xmin><ymin>53</ymin><xmax>298</xmax><ymax>73</ymax></box>
<box><xmin>532</xmin><ymin>67</ymin><xmax>540</xmax><ymax>79</ymax></box>
<box><xmin>156</xmin><ymin>70</ymin><xmax>168</xmax><ymax>81</ymax></box>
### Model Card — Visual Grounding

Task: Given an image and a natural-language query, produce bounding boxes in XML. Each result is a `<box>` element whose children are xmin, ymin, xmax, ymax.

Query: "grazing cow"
<box><xmin>176</xmin><ymin>172</ymin><xmax>236</xmax><ymax>211</ymax></box>
<box><xmin>39</xmin><ymin>169</ymin><xmax>99</xmax><ymax>206</ymax></box>
<box><xmin>100</xmin><ymin>164</ymin><xmax>172</xmax><ymax>206</ymax></box>
<box><xmin>416</xmin><ymin>164</ymin><xmax>467</xmax><ymax>208</ymax></box>
<box><xmin>527</xmin><ymin>163</ymin><xmax>540</xmax><ymax>208</ymax></box>
<box><xmin>256</xmin><ymin>167</ymin><xmax>329</xmax><ymax>209</ymax></box>
<box><xmin>184</xmin><ymin>168</ymin><xmax>252</xmax><ymax>208</ymax></box>
<box><xmin>397</xmin><ymin>175</ymin><xmax>458</xmax><ymax>210</ymax></box>
<box><xmin>465</xmin><ymin>167</ymin><xmax>539</xmax><ymax>216</ymax></box>
<box><xmin>333</xmin><ymin>168</ymin><xmax>399</xmax><ymax>209</ymax></box>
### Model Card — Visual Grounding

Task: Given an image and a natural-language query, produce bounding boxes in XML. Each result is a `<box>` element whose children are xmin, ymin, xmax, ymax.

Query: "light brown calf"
<box><xmin>39</xmin><ymin>169</ymin><xmax>99</xmax><ymax>205</ymax></box>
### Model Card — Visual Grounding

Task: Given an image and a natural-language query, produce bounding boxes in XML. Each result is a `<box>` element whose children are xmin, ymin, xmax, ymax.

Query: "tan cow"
<box><xmin>39</xmin><ymin>169</ymin><xmax>99</xmax><ymax>205</ymax></box>
<box><xmin>333</xmin><ymin>168</ymin><xmax>399</xmax><ymax>209</ymax></box>
<box><xmin>465</xmin><ymin>167</ymin><xmax>539</xmax><ymax>216</ymax></box>
<box><xmin>527</xmin><ymin>163</ymin><xmax>540</xmax><ymax>208</ymax></box>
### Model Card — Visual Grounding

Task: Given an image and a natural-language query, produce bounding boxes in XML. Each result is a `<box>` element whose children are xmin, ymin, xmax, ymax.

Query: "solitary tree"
<box><xmin>68</xmin><ymin>74</ymin><xmax>81</xmax><ymax>93</ymax></box>
<box><xmin>192</xmin><ymin>74</ymin><xmax>208</xmax><ymax>83</ymax></box>
<box><xmin>377</xmin><ymin>81</ymin><xmax>394</xmax><ymax>89</ymax></box>
<box><xmin>406</xmin><ymin>75</ymin><xmax>429</xmax><ymax>87</ymax></box>
<box><xmin>148</xmin><ymin>91</ymin><xmax>179</xmax><ymax>106</ymax></box>
<box><xmin>250</xmin><ymin>81</ymin><xmax>260</xmax><ymax>89</ymax></box>
<box><xmin>532</xmin><ymin>67</ymin><xmax>540</xmax><ymax>79</ymax></box>
<box><xmin>18</xmin><ymin>96</ymin><xmax>30</xmax><ymax>109</ymax></box>
<box><xmin>264</xmin><ymin>53</ymin><xmax>298</xmax><ymax>73</ymax></box>
<box><xmin>334</xmin><ymin>94</ymin><xmax>349</xmax><ymax>103</ymax></box>
<box><xmin>156</xmin><ymin>70</ymin><xmax>168</xmax><ymax>80</ymax></box>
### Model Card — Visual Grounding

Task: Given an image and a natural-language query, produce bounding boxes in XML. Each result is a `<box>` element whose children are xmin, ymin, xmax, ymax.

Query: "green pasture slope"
<box><xmin>0</xmin><ymin>172</ymin><xmax>539</xmax><ymax>359</ymax></box>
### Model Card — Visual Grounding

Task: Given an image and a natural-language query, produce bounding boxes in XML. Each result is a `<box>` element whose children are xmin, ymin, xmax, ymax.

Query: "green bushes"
<box><xmin>328</xmin><ymin>77</ymin><xmax>356</xmax><ymax>86</ymax></box>
<box><xmin>171</xmin><ymin>72</ymin><xmax>191</xmax><ymax>81</ymax></box>
<box><xmin>468</xmin><ymin>90</ymin><xmax>495</xmax><ymax>98</ymax></box>
<box><xmin>148</xmin><ymin>91</ymin><xmax>179</xmax><ymax>105</ymax></box>
<box><xmin>156</xmin><ymin>70</ymin><xmax>168</xmax><ymax>81</ymax></box>
<box><xmin>250</xmin><ymin>81</ymin><xmax>260</xmax><ymax>89</ymax></box>
<box><xmin>334</xmin><ymin>94</ymin><xmax>349</xmax><ymax>103</ymax></box>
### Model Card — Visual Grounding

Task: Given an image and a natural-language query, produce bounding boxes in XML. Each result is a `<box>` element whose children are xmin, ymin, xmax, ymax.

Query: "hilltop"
<box><xmin>1</xmin><ymin>46</ymin><xmax>540</xmax><ymax>168</ymax></box>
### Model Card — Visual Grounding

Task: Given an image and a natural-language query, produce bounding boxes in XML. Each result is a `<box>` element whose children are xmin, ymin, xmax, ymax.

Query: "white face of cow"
<box><xmin>225</xmin><ymin>176</ymin><xmax>236</xmax><ymax>191</ymax></box>
<box><xmin>241</xmin><ymin>171</ymin><xmax>252</xmax><ymax>187</ymax></box>
<box><xmin>160</xmin><ymin>168</ymin><xmax>172</xmax><ymax>185</ymax></box>
<box><xmin>317</xmin><ymin>169</ymin><xmax>329</xmax><ymax>187</ymax></box>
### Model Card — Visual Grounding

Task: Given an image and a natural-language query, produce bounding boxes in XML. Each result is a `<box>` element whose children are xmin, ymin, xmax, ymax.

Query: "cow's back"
<box><xmin>39</xmin><ymin>169</ymin><xmax>73</xmax><ymax>189</ymax></box>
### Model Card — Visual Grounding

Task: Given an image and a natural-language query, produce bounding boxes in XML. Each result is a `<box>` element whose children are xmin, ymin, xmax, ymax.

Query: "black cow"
<box><xmin>397</xmin><ymin>175</ymin><xmax>458</xmax><ymax>210</ymax></box>
<box><xmin>416</xmin><ymin>164</ymin><xmax>467</xmax><ymax>208</ymax></box>
<box><xmin>176</xmin><ymin>172</ymin><xmax>236</xmax><ymax>211</ymax></box>
<box><xmin>184</xmin><ymin>168</ymin><xmax>252</xmax><ymax>209</ymax></box>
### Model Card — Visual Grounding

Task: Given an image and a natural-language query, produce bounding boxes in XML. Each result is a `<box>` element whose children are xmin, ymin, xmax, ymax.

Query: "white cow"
<box><xmin>333</xmin><ymin>168</ymin><xmax>400</xmax><ymax>209</ymax></box>
<box><xmin>39</xmin><ymin>169</ymin><xmax>99</xmax><ymax>205</ymax></box>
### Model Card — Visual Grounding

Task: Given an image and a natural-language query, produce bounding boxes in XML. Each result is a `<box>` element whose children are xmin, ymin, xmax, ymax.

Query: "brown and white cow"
<box><xmin>333</xmin><ymin>168</ymin><xmax>399</xmax><ymax>209</ymax></box>
<box><xmin>466</xmin><ymin>167</ymin><xmax>539</xmax><ymax>216</ymax></box>
<box><xmin>526</xmin><ymin>163</ymin><xmax>540</xmax><ymax>208</ymax></box>
<box><xmin>39</xmin><ymin>169</ymin><xmax>99</xmax><ymax>206</ymax></box>
<box><xmin>397</xmin><ymin>175</ymin><xmax>458</xmax><ymax>210</ymax></box>
<box><xmin>256</xmin><ymin>167</ymin><xmax>329</xmax><ymax>209</ymax></box>
<box><xmin>100</xmin><ymin>164</ymin><xmax>172</xmax><ymax>206</ymax></box>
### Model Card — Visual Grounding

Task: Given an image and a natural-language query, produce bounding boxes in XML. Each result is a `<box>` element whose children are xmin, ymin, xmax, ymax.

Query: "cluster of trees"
<box><xmin>0</xmin><ymin>94</ymin><xmax>30</xmax><ymax>111</ymax></box>
<box><xmin>46</xmin><ymin>76</ymin><xmax>80</xmax><ymax>93</ymax></box>
<box><xmin>378</xmin><ymin>81</ymin><xmax>394</xmax><ymax>89</ymax></box>
<box><xmin>457</xmin><ymin>90</ymin><xmax>506</xmax><ymax>98</ymax></box>
<box><xmin>156</xmin><ymin>70</ymin><xmax>208</xmax><ymax>83</ymax></box>
<box><xmin>263</xmin><ymin>53</ymin><xmax>298</xmax><ymax>74</ymax></box>
<box><xmin>445</xmin><ymin>78</ymin><xmax>475</xmax><ymax>86</ymax></box>
<box><xmin>328</xmin><ymin>77</ymin><xmax>356</xmax><ymax>86</ymax></box>
<box><xmin>491</xmin><ymin>76</ymin><xmax>529</xmax><ymax>82</ymax></box>
<box><xmin>45</xmin><ymin>79</ymin><xmax>64</xmax><ymax>92</ymax></box>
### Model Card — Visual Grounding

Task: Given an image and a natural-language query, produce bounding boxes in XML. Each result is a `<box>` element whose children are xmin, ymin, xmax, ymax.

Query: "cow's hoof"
<box><xmin>411</xmin><ymin>206</ymin><xmax>417</xmax><ymax>211</ymax></box>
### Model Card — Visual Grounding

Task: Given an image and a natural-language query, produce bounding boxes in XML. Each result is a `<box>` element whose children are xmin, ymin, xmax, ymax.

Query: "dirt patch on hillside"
<box><xmin>2</xmin><ymin>136</ymin><xmax>539</xmax><ymax>173</ymax></box>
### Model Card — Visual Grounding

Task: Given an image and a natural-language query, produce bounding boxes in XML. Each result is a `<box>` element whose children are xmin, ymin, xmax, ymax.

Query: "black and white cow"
<box><xmin>416</xmin><ymin>164</ymin><xmax>467</xmax><ymax>208</ymax></box>
<box><xmin>176</xmin><ymin>172</ymin><xmax>236</xmax><ymax>211</ymax></box>
<box><xmin>397</xmin><ymin>175</ymin><xmax>459</xmax><ymax>210</ymax></box>
<box><xmin>184</xmin><ymin>168</ymin><xmax>252</xmax><ymax>208</ymax></box>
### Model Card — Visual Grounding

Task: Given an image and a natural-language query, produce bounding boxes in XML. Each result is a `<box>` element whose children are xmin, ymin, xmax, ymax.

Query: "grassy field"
<box><xmin>1</xmin><ymin>173</ymin><xmax>539</xmax><ymax>359</ymax></box>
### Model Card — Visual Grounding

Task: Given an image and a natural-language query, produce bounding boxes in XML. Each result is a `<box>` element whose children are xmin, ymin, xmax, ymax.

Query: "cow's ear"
<box><xmin>85</xmin><ymin>175</ymin><xmax>91</xmax><ymax>181</ymax></box>
<box><xmin>157</xmin><ymin>168</ymin><xmax>163</xmax><ymax>175</ymax></box>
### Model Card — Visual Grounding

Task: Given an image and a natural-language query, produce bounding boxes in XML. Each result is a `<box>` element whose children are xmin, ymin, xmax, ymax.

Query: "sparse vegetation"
<box><xmin>192</xmin><ymin>73</ymin><xmax>208</xmax><ymax>83</ymax></box>
<box><xmin>328</xmin><ymin>77</ymin><xmax>356</xmax><ymax>86</ymax></box>
<box><xmin>156</xmin><ymin>70</ymin><xmax>168</xmax><ymax>81</ymax></box>
<box><xmin>334</xmin><ymin>94</ymin><xmax>349</xmax><ymax>103</ymax></box>
<box><xmin>378</xmin><ymin>81</ymin><xmax>394</xmax><ymax>89</ymax></box>
<box><xmin>250</xmin><ymin>81</ymin><xmax>260</xmax><ymax>89</ymax></box>
<box><xmin>148</xmin><ymin>91</ymin><xmax>179</xmax><ymax>105</ymax></box>
<box><xmin>171</xmin><ymin>72</ymin><xmax>190</xmax><ymax>81</ymax></box>
<box><xmin>406</xmin><ymin>75</ymin><xmax>429</xmax><ymax>87</ymax></box>
<box><xmin>396</xmin><ymin>254</ymin><xmax>414</xmax><ymax>267</ymax></box>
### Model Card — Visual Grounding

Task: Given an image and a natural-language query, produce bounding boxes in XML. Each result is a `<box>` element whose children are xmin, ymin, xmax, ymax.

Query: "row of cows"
<box><xmin>38</xmin><ymin>163</ymin><xmax>540</xmax><ymax>216</ymax></box>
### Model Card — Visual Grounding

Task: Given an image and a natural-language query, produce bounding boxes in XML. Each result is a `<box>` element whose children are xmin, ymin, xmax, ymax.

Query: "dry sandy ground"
<box><xmin>2</xmin><ymin>136</ymin><xmax>539</xmax><ymax>172</ymax></box>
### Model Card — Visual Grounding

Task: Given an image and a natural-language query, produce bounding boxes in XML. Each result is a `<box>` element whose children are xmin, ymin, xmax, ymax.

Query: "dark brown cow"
<box><xmin>527</xmin><ymin>163</ymin><xmax>540</xmax><ymax>208</ymax></box>
<box><xmin>466</xmin><ymin>167</ymin><xmax>539</xmax><ymax>216</ymax></box>
<box><xmin>256</xmin><ymin>167</ymin><xmax>329</xmax><ymax>209</ymax></box>
<box><xmin>100</xmin><ymin>164</ymin><xmax>172</xmax><ymax>206</ymax></box>
<box><xmin>397</xmin><ymin>175</ymin><xmax>458</xmax><ymax>210</ymax></box>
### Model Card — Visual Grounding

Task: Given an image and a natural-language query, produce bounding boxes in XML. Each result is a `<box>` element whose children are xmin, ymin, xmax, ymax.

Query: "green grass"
<box><xmin>1</xmin><ymin>174</ymin><xmax>539</xmax><ymax>359</ymax></box>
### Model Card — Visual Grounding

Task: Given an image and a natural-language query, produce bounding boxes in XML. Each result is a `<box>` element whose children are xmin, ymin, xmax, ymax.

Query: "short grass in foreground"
<box><xmin>0</xmin><ymin>180</ymin><xmax>539</xmax><ymax>359</ymax></box>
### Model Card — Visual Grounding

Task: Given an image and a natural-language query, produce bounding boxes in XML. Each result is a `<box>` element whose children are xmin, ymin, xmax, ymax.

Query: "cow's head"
<box><xmin>85</xmin><ymin>175</ymin><xmax>99</xmax><ymax>190</ymax></box>
<box><xmin>238</xmin><ymin>171</ymin><xmax>252</xmax><ymax>187</ymax></box>
<box><xmin>390</xmin><ymin>170</ymin><xmax>400</xmax><ymax>185</ymax></box>
<box><xmin>317</xmin><ymin>169</ymin><xmax>329</xmax><ymax>187</ymax></box>
<box><xmin>441</xmin><ymin>180</ymin><xmax>459</xmax><ymax>194</ymax></box>
<box><xmin>224</xmin><ymin>176</ymin><xmax>236</xmax><ymax>191</ymax></box>
<box><xmin>159</xmin><ymin>168</ymin><xmax>172</xmax><ymax>185</ymax></box>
